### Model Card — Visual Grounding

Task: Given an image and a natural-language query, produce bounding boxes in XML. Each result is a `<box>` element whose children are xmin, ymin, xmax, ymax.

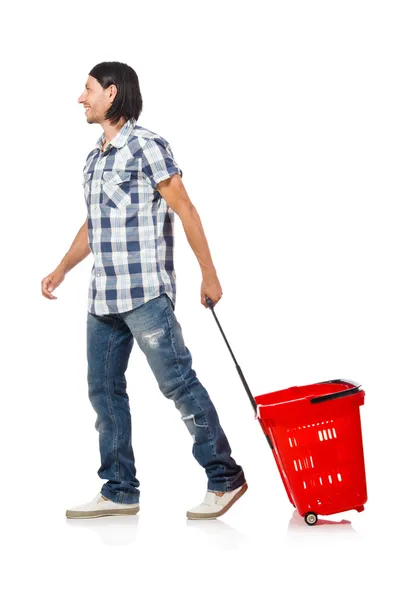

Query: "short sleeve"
<box><xmin>141</xmin><ymin>138</ymin><xmax>183</xmax><ymax>189</ymax></box>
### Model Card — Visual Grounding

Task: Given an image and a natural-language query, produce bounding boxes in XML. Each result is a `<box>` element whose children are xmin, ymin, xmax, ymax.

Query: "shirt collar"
<box><xmin>94</xmin><ymin>117</ymin><xmax>136</xmax><ymax>151</ymax></box>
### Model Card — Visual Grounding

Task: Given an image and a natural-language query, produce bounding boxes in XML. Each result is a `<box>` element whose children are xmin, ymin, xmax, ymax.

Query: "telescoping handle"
<box><xmin>205</xmin><ymin>296</ymin><xmax>274</xmax><ymax>450</ymax></box>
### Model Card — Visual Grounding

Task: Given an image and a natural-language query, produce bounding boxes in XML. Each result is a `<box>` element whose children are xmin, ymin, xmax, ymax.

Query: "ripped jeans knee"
<box><xmin>181</xmin><ymin>411</ymin><xmax>207</xmax><ymax>442</ymax></box>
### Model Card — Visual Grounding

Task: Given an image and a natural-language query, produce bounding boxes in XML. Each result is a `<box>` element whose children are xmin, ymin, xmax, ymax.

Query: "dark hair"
<box><xmin>89</xmin><ymin>61</ymin><xmax>143</xmax><ymax>126</ymax></box>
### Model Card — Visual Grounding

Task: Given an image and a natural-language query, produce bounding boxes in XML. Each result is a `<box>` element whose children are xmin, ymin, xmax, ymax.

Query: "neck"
<box><xmin>101</xmin><ymin>117</ymin><xmax>127</xmax><ymax>147</ymax></box>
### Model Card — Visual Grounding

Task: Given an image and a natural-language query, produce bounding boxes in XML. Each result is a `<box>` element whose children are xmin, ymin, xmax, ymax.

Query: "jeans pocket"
<box><xmin>161</xmin><ymin>292</ymin><xmax>175</xmax><ymax>312</ymax></box>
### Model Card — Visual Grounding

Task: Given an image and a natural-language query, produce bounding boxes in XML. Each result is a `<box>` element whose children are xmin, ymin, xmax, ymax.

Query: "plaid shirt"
<box><xmin>83</xmin><ymin>118</ymin><xmax>183</xmax><ymax>315</ymax></box>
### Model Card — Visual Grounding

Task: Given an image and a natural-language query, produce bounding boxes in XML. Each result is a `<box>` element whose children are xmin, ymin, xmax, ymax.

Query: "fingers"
<box><xmin>41</xmin><ymin>276</ymin><xmax>57</xmax><ymax>300</ymax></box>
<box><xmin>202</xmin><ymin>295</ymin><xmax>222</xmax><ymax>308</ymax></box>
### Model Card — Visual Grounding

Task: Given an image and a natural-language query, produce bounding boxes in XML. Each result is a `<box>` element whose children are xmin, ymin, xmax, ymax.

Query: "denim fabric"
<box><xmin>87</xmin><ymin>292</ymin><xmax>246</xmax><ymax>504</ymax></box>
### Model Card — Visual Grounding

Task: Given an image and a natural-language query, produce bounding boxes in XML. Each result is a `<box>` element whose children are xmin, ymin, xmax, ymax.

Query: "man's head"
<box><xmin>78</xmin><ymin>61</ymin><xmax>143</xmax><ymax>127</ymax></box>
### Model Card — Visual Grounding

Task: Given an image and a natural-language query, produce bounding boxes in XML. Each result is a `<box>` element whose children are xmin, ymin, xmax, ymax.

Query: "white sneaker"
<box><xmin>65</xmin><ymin>492</ymin><xmax>140</xmax><ymax>519</ymax></box>
<box><xmin>186</xmin><ymin>482</ymin><xmax>248</xmax><ymax>520</ymax></box>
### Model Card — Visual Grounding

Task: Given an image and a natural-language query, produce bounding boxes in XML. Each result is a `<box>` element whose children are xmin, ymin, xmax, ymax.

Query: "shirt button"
<box><xmin>93</xmin><ymin>228</ymin><xmax>96</xmax><ymax>232</ymax></box>
<box><xmin>96</xmin><ymin>273</ymin><xmax>100</xmax><ymax>277</ymax></box>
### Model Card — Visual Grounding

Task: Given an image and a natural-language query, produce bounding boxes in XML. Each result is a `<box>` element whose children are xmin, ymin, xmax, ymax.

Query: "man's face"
<box><xmin>78</xmin><ymin>75</ymin><xmax>114</xmax><ymax>123</ymax></box>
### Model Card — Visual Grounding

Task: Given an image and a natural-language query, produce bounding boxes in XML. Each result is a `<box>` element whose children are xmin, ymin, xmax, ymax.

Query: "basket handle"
<box><xmin>205</xmin><ymin>296</ymin><xmax>274</xmax><ymax>450</ymax></box>
<box><xmin>204</xmin><ymin>296</ymin><xmax>256</xmax><ymax>412</ymax></box>
<box><xmin>309</xmin><ymin>378</ymin><xmax>362</xmax><ymax>404</ymax></box>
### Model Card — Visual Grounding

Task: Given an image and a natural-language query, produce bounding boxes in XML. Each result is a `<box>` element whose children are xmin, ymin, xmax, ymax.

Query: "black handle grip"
<box><xmin>309</xmin><ymin>378</ymin><xmax>362</xmax><ymax>404</ymax></box>
<box><xmin>206</xmin><ymin>297</ymin><xmax>215</xmax><ymax>309</ymax></box>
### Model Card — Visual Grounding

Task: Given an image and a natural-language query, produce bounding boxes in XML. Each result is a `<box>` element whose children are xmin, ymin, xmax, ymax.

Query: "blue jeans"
<box><xmin>86</xmin><ymin>292</ymin><xmax>246</xmax><ymax>504</ymax></box>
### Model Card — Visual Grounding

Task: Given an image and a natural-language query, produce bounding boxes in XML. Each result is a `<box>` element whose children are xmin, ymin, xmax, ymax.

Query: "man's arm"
<box><xmin>59</xmin><ymin>217</ymin><xmax>91</xmax><ymax>274</ymax></box>
<box><xmin>41</xmin><ymin>217</ymin><xmax>91</xmax><ymax>300</ymax></box>
<box><xmin>157</xmin><ymin>174</ymin><xmax>223</xmax><ymax>307</ymax></box>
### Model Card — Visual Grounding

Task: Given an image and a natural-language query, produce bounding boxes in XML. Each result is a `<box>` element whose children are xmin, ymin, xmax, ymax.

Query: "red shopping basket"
<box><xmin>205</xmin><ymin>297</ymin><xmax>367</xmax><ymax>526</ymax></box>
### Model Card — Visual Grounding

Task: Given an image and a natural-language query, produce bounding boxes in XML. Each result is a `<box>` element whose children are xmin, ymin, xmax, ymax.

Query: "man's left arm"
<box><xmin>157</xmin><ymin>174</ymin><xmax>223</xmax><ymax>308</ymax></box>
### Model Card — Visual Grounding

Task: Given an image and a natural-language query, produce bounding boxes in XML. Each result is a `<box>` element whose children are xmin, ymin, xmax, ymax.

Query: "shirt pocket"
<box><xmin>82</xmin><ymin>171</ymin><xmax>94</xmax><ymax>207</ymax></box>
<box><xmin>102</xmin><ymin>170</ymin><xmax>134</xmax><ymax>209</ymax></box>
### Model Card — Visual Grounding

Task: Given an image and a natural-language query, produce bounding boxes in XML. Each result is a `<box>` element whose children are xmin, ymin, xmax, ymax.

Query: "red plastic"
<box><xmin>254</xmin><ymin>381</ymin><xmax>367</xmax><ymax>520</ymax></box>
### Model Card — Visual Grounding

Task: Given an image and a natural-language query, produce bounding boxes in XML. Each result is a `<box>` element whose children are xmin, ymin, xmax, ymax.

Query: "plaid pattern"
<box><xmin>83</xmin><ymin>118</ymin><xmax>183</xmax><ymax>315</ymax></box>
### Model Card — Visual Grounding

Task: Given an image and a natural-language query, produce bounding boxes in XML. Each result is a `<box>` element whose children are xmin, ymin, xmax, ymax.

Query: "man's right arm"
<box><xmin>41</xmin><ymin>218</ymin><xmax>91</xmax><ymax>300</ymax></box>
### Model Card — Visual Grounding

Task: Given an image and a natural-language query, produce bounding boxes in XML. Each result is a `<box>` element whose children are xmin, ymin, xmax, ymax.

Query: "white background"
<box><xmin>2</xmin><ymin>0</ymin><xmax>396</xmax><ymax>598</ymax></box>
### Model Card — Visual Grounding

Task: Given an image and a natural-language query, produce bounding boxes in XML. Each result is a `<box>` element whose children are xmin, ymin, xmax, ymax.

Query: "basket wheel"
<box><xmin>304</xmin><ymin>512</ymin><xmax>318</xmax><ymax>526</ymax></box>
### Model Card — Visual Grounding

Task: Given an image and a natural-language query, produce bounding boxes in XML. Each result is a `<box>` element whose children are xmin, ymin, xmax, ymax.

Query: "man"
<box><xmin>41</xmin><ymin>61</ymin><xmax>247</xmax><ymax>520</ymax></box>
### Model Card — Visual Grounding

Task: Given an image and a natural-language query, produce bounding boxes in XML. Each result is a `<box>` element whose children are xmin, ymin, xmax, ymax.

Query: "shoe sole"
<box><xmin>186</xmin><ymin>482</ymin><xmax>248</xmax><ymax>520</ymax></box>
<box><xmin>65</xmin><ymin>506</ymin><xmax>140</xmax><ymax>519</ymax></box>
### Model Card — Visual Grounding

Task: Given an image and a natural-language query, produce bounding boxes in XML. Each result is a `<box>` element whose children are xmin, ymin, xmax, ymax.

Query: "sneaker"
<box><xmin>186</xmin><ymin>482</ymin><xmax>248</xmax><ymax>519</ymax></box>
<box><xmin>65</xmin><ymin>492</ymin><xmax>140</xmax><ymax>519</ymax></box>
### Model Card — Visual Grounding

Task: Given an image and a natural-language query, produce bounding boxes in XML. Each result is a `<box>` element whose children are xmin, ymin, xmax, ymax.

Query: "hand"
<box><xmin>201</xmin><ymin>274</ymin><xmax>223</xmax><ymax>308</ymax></box>
<box><xmin>41</xmin><ymin>266</ymin><xmax>66</xmax><ymax>300</ymax></box>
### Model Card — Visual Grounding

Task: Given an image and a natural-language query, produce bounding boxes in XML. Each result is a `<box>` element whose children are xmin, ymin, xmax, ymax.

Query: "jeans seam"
<box><xmin>104</xmin><ymin>320</ymin><xmax>120</xmax><ymax>487</ymax></box>
<box><xmin>163</xmin><ymin>303</ymin><xmax>217</xmax><ymax>460</ymax></box>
